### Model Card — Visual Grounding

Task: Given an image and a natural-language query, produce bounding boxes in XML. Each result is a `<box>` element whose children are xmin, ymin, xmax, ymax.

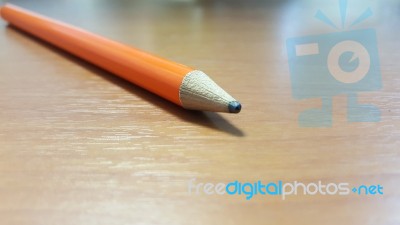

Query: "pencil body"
<box><xmin>0</xmin><ymin>4</ymin><xmax>241</xmax><ymax>113</ymax></box>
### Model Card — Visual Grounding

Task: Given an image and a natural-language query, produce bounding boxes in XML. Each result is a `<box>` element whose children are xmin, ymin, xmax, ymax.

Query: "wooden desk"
<box><xmin>1</xmin><ymin>0</ymin><xmax>399</xmax><ymax>224</ymax></box>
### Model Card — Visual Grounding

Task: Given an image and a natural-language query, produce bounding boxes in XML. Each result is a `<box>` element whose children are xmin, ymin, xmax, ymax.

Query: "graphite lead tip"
<box><xmin>228</xmin><ymin>101</ymin><xmax>242</xmax><ymax>113</ymax></box>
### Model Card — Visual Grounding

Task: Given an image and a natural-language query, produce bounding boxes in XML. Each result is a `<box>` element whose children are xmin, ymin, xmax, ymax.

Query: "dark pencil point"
<box><xmin>228</xmin><ymin>101</ymin><xmax>242</xmax><ymax>113</ymax></box>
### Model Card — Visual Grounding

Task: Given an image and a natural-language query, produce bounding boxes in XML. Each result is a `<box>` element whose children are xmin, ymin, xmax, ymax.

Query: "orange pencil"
<box><xmin>0</xmin><ymin>4</ymin><xmax>241</xmax><ymax>113</ymax></box>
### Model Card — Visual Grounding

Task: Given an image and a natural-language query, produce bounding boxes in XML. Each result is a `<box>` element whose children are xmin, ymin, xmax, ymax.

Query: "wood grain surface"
<box><xmin>0</xmin><ymin>0</ymin><xmax>399</xmax><ymax>225</ymax></box>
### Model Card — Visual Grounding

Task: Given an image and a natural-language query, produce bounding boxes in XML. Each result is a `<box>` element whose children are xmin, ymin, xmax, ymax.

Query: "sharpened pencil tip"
<box><xmin>179</xmin><ymin>71</ymin><xmax>242</xmax><ymax>113</ymax></box>
<box><xmin>228</xmin><ymin>101</ymin><xmax>241</xmax><ymax>113</ymax></box>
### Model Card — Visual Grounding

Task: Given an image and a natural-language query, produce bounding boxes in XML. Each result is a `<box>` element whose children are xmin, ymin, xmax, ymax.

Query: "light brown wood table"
<box><xmin>0</xmin><ymin>0</ymin><xmax>399</xmax><ymax>224</ymax></box>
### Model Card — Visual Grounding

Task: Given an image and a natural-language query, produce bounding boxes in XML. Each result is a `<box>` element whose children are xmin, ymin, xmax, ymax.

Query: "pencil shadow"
<box><xmin>5</xmin><ymin>25</ymin><xmax>245</xmax><ymax>137</ymax></box>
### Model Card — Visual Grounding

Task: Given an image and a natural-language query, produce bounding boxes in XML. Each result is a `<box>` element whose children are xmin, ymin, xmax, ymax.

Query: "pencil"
<box><xmin>0</xmin><ymin>4</ymin><xmax>241</xmax><ymax>113</ymax></box>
